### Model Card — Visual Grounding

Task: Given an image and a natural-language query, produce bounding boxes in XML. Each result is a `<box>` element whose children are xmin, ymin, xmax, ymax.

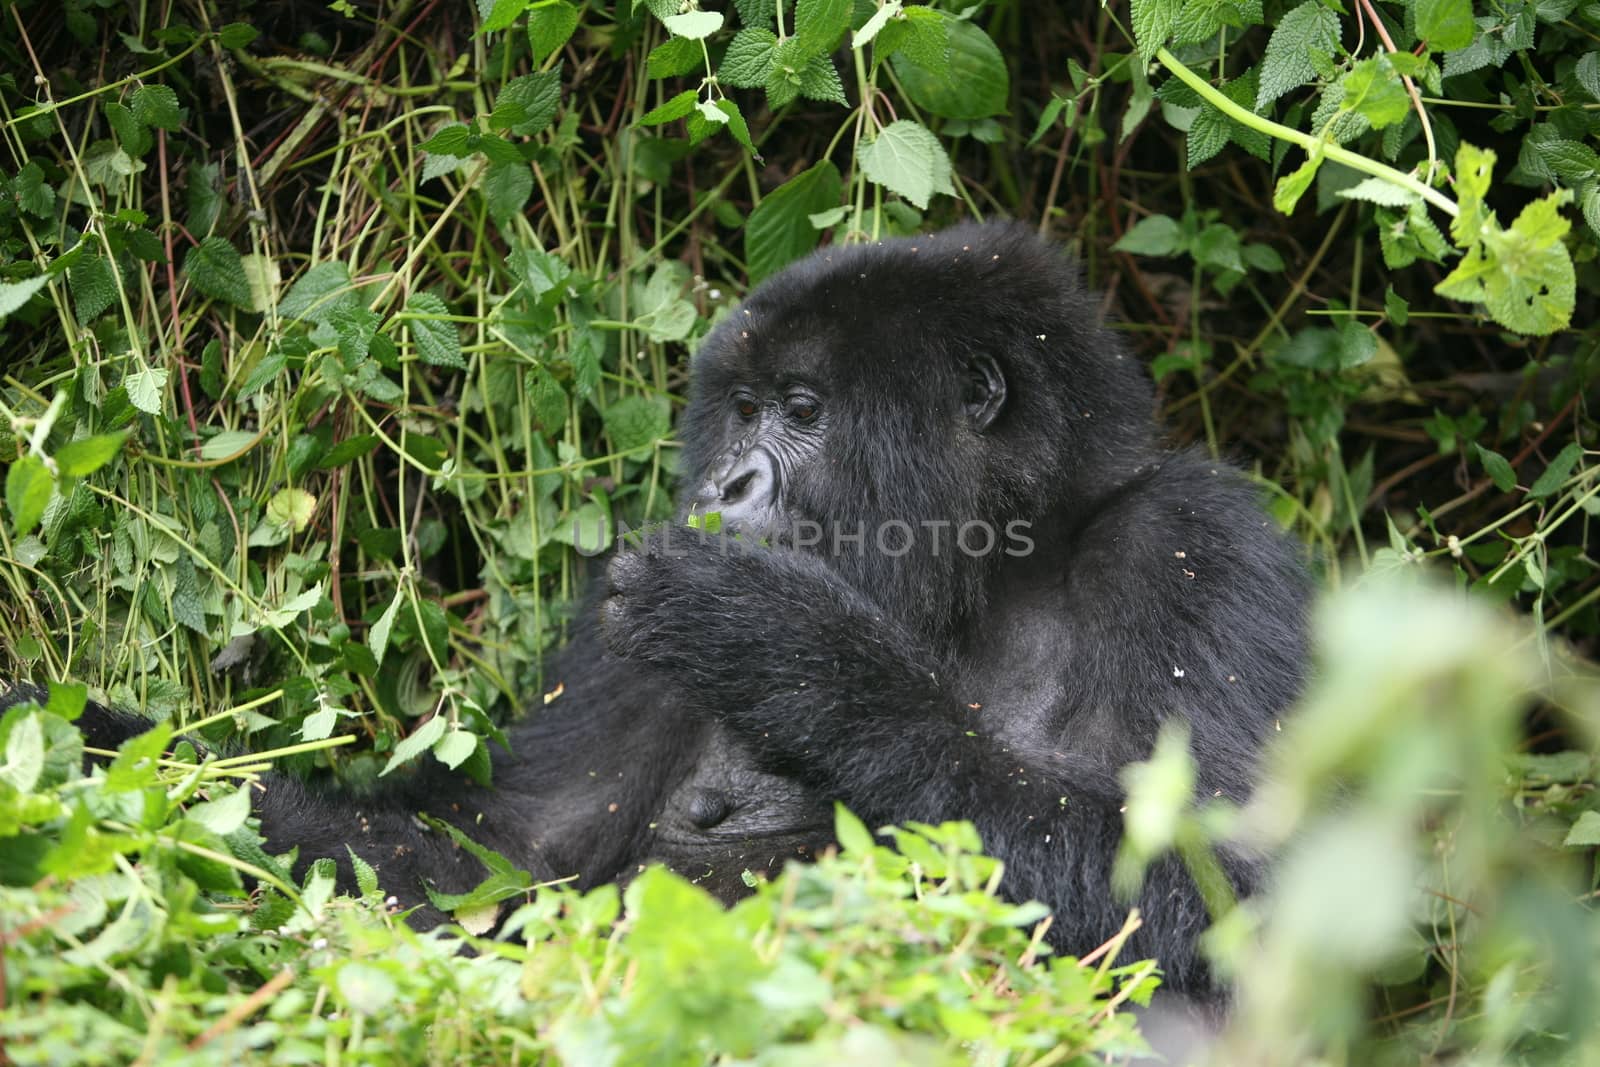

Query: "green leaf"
<box><xmin>646</xmin><ymin>35</ymin><xmax>702</xmax><ymax>78</ymax></box>
<box><xmin>1341</xmin><ymin>58</ymin><xmax>1411</xmax><ymax>129</ymax></box>
<box><xmin>331</xmin><ymin>305</ymin><xmax>380</xmax><ymax>363</ymax></box>
<box><xmin>200</xmin><ymin>429</ymin><xmax>258</xmax><ymax>462</ymax></box>
<box><xmin>421</xmin><ymin>124</ymin><xmax>472</xmax><ymax>162</ymax></box>
<box><xmin>715</xmin><ymin>99</ymin><xmax>755</xmax><ymax>153</ymax></box>
<box><xmin>187</xmin><ymin>786</ymin><xmax>251</xmax><ymax>835</ymax></box>
<box><xmin>891</xmin><ymin>19</ymin><xmax>1008</xmax><ymax>120</ymax></box>
<box><xmin>125</xmin><ymin>366</ymin><xmax>169</xmax><ymax>414</ymax></box>
<box><xmin>1257</xmin><ymin>1</ymin><xmax>1342</xmax><ymax>109</ymax></box>
<box><xmin>858</xmin><ymin>119</ymin><xmax>953</xmax><ymax>210</ymax></box>
<box><xmin>491</xmin><ymin>68</ymin><xmax>562</xmax><ymax>136</ymax></box>
<box><xmin>0</xmin><ymin>711</ymin><xmax>44</xmax><ymax>792</ymax></box>
<box><xmin>1417</xmin><ymin>0</ymin><xmax>1476</xmax><ymax>50</ymax></box>
<box><xmin>1243</xmin><ymin>243</ymin><xmax>1285</xmax><ymax>271</ymax></box>
<box><xmin>1576</xmin><ymin>52</ymin><xmax>1600</xmax><ymax>102</ymax></box>
<box><xmin>5</xmin><ymin>455</ymin><xmax>52</xmax><ymax>538</ymax></box>
<box><xmin>1185</xmin><ymin>104</ymin><xmax>1231</xmax><ymax>168</ymax></box>
<box><xmin>527</xmin><ymin>1</ymin><xmax>578</xmax><ymax>62</ymax></box>
<box><xmin>1274</xmin><ymin>155</ymin><xmax>1322</xmax><ymax>213</ymax></box>
<box><xmin>1131</xmin><ymin>0</ymin><xmax>1181</xmax><ymax>60</ymax></box>
<box><xmin>266</xmin><ymin>487</ymin><xmax>317</xmax><ymax>532</ymax></box>
<box><xmin>433</xmin><ymin>729</ymin><xmax>479</xmax><ymax>769</ymax></box>
<box><xmin>131</xmin><ymin>84</ymin><xmax>183</xmax><ymax>130</ymax></box>
<box><xmin>69</xmin><ymin>255</ymin><xmax>118</xmax><ymax>324</ymax></box>
<box><xmin>1563</xmin><ymin>810</ymin><xmax>1600</xmax><ymax>847</ymax></box>
<box><xmin>853</xmin><ymin>0</ymin><xmax>902</xmax><ymax>47</ymax></box>
<box><xmin>316</xmin><ymin>433</ymin><xmax>380</xmax><ymax>469</ymax></box>
<box><xmin>105</xmin><ymin>102</ymin><xmax>152</xmax><ymax>156</ymax></box>
<box><xmin>1530</xmin><ymin>442</ymin><xmax>1582</xmax><ymax>499</ymax></box>
<box><xmin>338</xmin><ymin>963</ymin><xmax>398</xmax><ymax>1016</ymax></box>
<box><xmin>405</xmin><ymin>292</ymin><xmax>465</xmax><ymax>367</ymax></box>
<box><xmin>300</xmin><ymin>705</ymin><xmax>339</xmax><ymax>741</ymax></box>
<box><xmin>877</xmin><ymin>6</ymin><xmax>948</xmax><ymax>74</ymax></box>
<box><xmin>380</xmin><ymin>714</ymin><xmax>448</xmax><ymax>776</ymax></box>
<box><xmin>1192</xmin><ymin>224</ymin><xmax>1244</xmax><ymax>273</ymax></box>
<box><xmin>1476</xmin><ymin>445</ymin><xmax>1517</xmax><ymax>493</ymax></box>
<box><xmin>279</xmin><ymin>260</ymin><xmax>355</xmax><ymax>323</ymax></box>
<box><xmin>484</xmin><ymin>161</ymin><xmax>534</xmax><ymax>222</ymax></box>
<box><xmin>184</xmin><ymin>236</ymin><xmax>253</xmax><ymax>307</ymax></box>
<box><xmin>368</xmin><ymin>586</ymin><xmax>404</xmax><ymax>666</ymax></box>
<box><xmin>662</xmin><ymin>10</ymin><xmax>723</xmax><ymax>39</ymax></box>
<box><xmin>0</xmin><ymin>274</ymin><xmax>51</xmax><ymax>322</ymax></box>
<box><xmin>1478</xmin><ymin>194</ymin><xmax>1575</xmax><ymax>335</ymax></box>
<box><xmin>745</xmin><ymin>160</ymin><xmax>842</xmax><ymax>282</ymax></box>
<box><xmin>217</xmin><ymin>21</ymin><xmax>259</xmax><ymax>48</ymax></box>
<box><xmin>1112</xmin><ymin>215</ymin><xmax>1183</xmax><ymax>256</ymax></box>
<box><xmin>55</xmin><ymin>432</ymin><xmax>128</xmax><ymax>477</ymax></box>
<box><xmin>602</xmin><ymin>395</ymin><xmax>670</xmax><ymax>457</ymax></box>
<box><xmin>526</xmin><ymin>366</ymin><xmax>568</xmax><ymax>432</ymax></box>
<box><xmin>797</xmin><ymin>54</ymin><xmax>847</xmax><ymax>105</ymax></box>
<box><xmin>1337</xmin><ymin>176</ymin><xmax>1421</xmax><ymax>207</ymax></box>
<box><xmin>638</xmin><ymin>90</ymin><xmax>698</xmax><ymax>126</ymax></box>
<box><xmin>834</xmin><ymin>803</ymin><xmax>875</xmax><ymax>854</ymax></box>
<box><xmin>794</xmin><ymin>0</ymin><xmax>851</xmax><ymax>54</ymax></box>
<box><xmin>1384</xmin><ymin>287</ymin><xmax>1410</xmax><ymax>325</ymax></box>
<box><xmin>13</xmin><ymin>162</ymin><xmax>55</xmax><ymax>218</ymax></box>
<box><xmin>479</xmin><ymin>0</ymin><xmax>525</xmax><ymax>34</ymax></box>
<box><xmin>719</xmin><ymin>27</ymin><xmax>778</xmax><ymax>87</ymax></box>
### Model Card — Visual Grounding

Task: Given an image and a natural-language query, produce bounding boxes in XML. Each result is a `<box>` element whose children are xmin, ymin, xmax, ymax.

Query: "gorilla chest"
<box><xmin>644</xmin><ymin>724</ymin><xmax>833</xmax><ymax>902</ymax></box>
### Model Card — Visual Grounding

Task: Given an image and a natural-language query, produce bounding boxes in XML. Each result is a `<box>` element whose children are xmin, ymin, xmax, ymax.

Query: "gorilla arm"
<box><xmin>600</xmin><ymin>524</ymin><xmax>1262</xmax><ymax>989</ymax></box>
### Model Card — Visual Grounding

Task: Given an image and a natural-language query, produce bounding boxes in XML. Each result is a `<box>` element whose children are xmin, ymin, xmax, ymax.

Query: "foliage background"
<box><xmin>0</xmin><ymin>0</ymin><xmax>1598</xmax><ymax>1062</ymax></box>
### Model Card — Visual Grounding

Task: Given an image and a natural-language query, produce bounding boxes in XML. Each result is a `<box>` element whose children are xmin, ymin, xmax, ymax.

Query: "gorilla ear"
<box><xmin>962</xmin><ymin>354</ymin><xmax>1007</xmax><ymax>433</ymax></box>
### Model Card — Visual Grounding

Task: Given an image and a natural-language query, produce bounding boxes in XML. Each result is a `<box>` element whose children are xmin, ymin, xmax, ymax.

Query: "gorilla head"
<box><xmin>675</xmin><ymin>222</ymin><xmax>1162</xmax><ymax>637</ymax></box>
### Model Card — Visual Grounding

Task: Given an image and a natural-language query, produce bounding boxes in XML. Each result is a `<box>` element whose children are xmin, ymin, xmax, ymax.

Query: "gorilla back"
<box><xmin>10</xmin><ymin>221</ymin><xmax>1309</xmax><ymax>996</ymax></box>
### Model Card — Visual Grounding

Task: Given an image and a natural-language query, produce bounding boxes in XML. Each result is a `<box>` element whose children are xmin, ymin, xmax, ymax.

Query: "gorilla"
<box><xmin>4</xmin><ymin>221</ymin><xmax>1308</xmax><ymax>995</ymax></box>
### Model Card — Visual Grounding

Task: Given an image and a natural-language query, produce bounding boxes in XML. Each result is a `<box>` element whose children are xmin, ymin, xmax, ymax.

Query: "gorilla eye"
<box><xmin>735</xmin><ymin>396</ymin><xmax>759</xmax><ymax>419</ymax></box>
<box><xmin>786</xmin><ymin>397</ymin><xmax>818</xmax><ymax>422</ymax></box>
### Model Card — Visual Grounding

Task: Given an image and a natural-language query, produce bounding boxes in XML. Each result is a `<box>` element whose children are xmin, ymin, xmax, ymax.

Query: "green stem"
<box><xmin>1153</xmin><ymin>48</ymin><xmax>1459</xmax><ymax>219</ymax></box>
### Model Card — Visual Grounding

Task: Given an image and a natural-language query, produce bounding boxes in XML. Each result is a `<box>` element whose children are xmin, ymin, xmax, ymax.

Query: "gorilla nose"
<box><xmin>695</xmin><ymin>451</ymin><xmax>778</xmax><ymax>529</ymax></box>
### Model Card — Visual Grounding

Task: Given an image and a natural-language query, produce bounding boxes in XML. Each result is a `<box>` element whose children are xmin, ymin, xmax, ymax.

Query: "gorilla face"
<box><xmin>674</xmin><ymin>223</ymin><xmax>1154</xmax><ymax>637</ymax></box>
<box><xmin>682</xmin><ymin>378</ymin><xmax>830</xmax><ymax>540</ymax></box>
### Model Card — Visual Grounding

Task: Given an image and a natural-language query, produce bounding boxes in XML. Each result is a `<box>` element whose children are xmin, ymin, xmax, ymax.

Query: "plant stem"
<box><xmin>1153</xmin><ymin>48</ymin><xmax>1459</xmax><ymax>218</ymax></box>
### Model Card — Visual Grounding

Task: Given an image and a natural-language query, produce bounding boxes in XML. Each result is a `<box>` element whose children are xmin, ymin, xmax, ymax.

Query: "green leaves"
<box><xmin>602</xmin><ymin>395</ymin><xmax>670</xmax><ymax>458</ymax></box>
<box><xmin>527</xmin><ymin>1</ymin><xmax>578</xmax><ymax>62</ymax></box>
<box><xmin>183</xmin><ymin>236</ymin><xmax>252</xmax><ymax>308</ymax></box>
<box><xmin>404</xmin><ymin>292</ymin><xmax>465</xmax><ymax>368</ymax></box>
<box><xmin>5</xmin><ymin>455</ymin><xmax>51</xmax><ymax>537</ymax></box>
<box><xmin>891</xmin><ymin>18</ymin><xmax>1007</xmax><ymax>120</ymax></box>
<box><xmin>1435</xmin><ymin>145</ymin><xmax>1576</xmax><ymax>335</ymax></box>
<box><xmin>490</xmin><ymin>68</ymin><xmax>562</xmax><ymax>136</ymax></box>
<box><xmin>1417</xmin><ymin>0</ymin><xmax>1477</xmax><ymax>50</ymax></box>
<box><xmin>1339</xmin><ymin>57</ymin><xmax>1411</xmax><ymax>130</ymax></box>
<box><xmin>1132</xmin><ymin>0</ymin><xmax>1182</xmax><ymax>60</ymax></box>
<box><xmin>1112</xmin><ymin>215</ymin><xmax>1183</xmax><ymax>256</ymax></box>
<box><xmin>720</xmin><ymin>28</ymin><xmax>778</xmax><ymax>87</ymax></box>
<box><xmin>858</xmin><ymin>120</ymin><xmax>954</xmax><ymax>210</ymax></box>
<box><xmin>55</xmin><ymin>432</ymin><xmax>128</xmax><ymax>477</ymax></box>
<box><xmin>1257</xmin><ymin>1</ymin><xmax>1341</xmax><ymax>109</ymax></box>
<box><xmin>745</xmin><ymin>160</ymin><xmax>842</xmax><ymax>282</ymax></box>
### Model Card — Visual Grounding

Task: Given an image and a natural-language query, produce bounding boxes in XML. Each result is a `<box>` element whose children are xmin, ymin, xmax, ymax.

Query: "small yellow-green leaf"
<box><xmin>266</xmin><ymin>487</ymin><xmax>316</xmax><ymax>532</ymax></box>
<box><xmin>5</xmin><ymin>455</ymin><xmax>53</xmax><ymax>538</ymax></box>
<box><xmin>54</xmin><ymin>432</ymin><xmax>129</xmax><ymax>477</ymax></box>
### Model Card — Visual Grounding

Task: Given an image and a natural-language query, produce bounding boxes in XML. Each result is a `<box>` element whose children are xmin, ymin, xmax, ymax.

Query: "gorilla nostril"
<box><xmin>688</xmin><ymin>790</ymin><xmax>731</xmax><ymax>829</ymax></box>
<box><xmin>722</xmin><ymin>469</ymin><xmax>756</xmax><ymax>502</ymax></box>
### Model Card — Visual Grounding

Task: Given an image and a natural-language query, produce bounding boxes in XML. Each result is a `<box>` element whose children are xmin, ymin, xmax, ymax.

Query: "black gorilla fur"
<box><xmin>5</xmin><ymin>222</ymin><xmax>1308</xmax><ymax>994</ymax></box>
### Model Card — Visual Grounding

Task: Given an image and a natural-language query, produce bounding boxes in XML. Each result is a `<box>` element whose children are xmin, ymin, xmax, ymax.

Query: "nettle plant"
<box><xmin>614</xmin><ymin>0</ymin><xmax>1007</xmax><ymax>271</ymax></box>
<box><xmin>1120</xmin><ymin>0</ymin><xmax>1588</xmax><ymax>336</ymax></box>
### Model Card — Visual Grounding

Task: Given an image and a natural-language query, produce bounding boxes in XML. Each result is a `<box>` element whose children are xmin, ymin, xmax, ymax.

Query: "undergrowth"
<box><xmin>0</xmin><ymin>0</ymin><xmax>1598</xmax><ymax>1062</ymax></box>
